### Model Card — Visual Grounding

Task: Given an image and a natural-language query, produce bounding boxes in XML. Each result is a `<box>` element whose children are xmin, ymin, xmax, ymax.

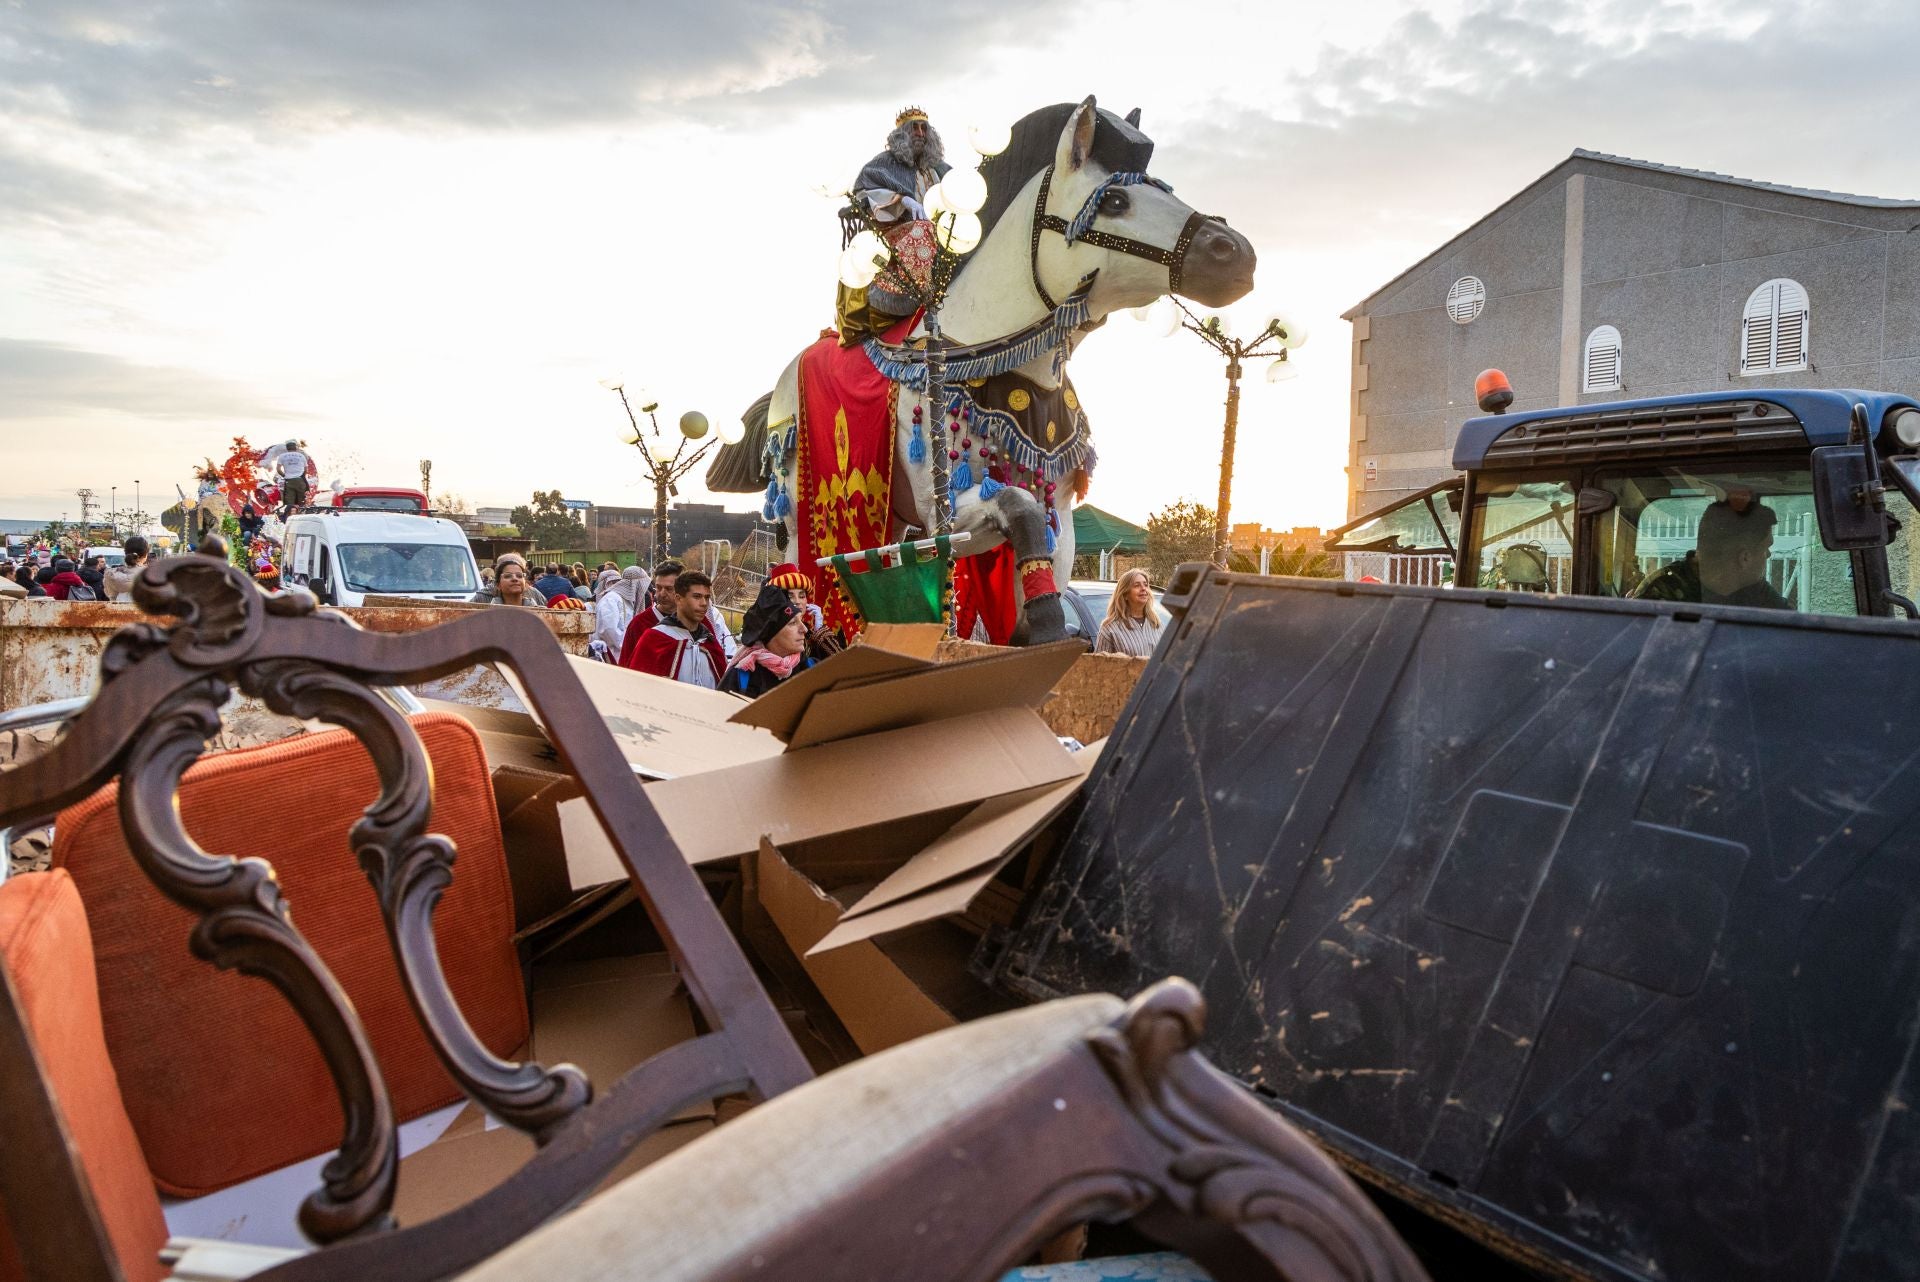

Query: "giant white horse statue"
<box><xmin>745</xmin><ymin>97</ymin><xmax>1255</xmax><ymax>644</ymax></box>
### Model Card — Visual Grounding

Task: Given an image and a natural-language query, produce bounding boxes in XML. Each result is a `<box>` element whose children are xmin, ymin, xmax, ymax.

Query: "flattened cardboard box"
<box><xmin>477</xmin><ymin>657</ymin><xmax>786</xmax><ymax>780</ymax></box>
<box><xmin>558</xmin><ymin>706</ymin><xmax>1078</xmax><ymax>887</ymax></box>
<box><xmin>391</xmin><ymin>953</ymin><xmax>711</xmax><ymax>1225</ymax></box>
<box><xmin>807</xmin><ymin>740</ymin><xmax>1103</xmax><ymax>956</ymax></box>
<box><xmin>752</xmin><ymin>836</ymin><xmax>1015</xmax><ymax>1057</ymax></box>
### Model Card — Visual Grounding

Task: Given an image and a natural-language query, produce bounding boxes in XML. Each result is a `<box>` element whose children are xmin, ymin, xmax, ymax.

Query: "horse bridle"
<box><xmin>1028</xmin><ymin>164</ymin><xmax>1211</xmax><ymax>311</ymax></box>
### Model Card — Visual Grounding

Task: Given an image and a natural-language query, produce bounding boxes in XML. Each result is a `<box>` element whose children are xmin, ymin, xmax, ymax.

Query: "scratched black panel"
<box><xmin>1001</xmin><ymin>573</ymin><xmax>1920</xmax><ymax>1282</ymax></box>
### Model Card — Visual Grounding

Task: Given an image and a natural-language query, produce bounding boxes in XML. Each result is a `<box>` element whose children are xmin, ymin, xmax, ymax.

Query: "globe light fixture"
<box><xmin>718</xmin><ymin>416</ymin><xmax>747</xmax><ymax>446</ymax></box>
<box><xmin>1266</xmin><ymin>358</ymin><xmax>1297</xmax><ymax>383</ymax></box>
<box><xmin>647</xmin><ymin>433</ymin><xmax>679</xmax><ymax>465</ymax></box>
<box><xmin>838</xmin><ymin>246</ymin><xmax>880</xmax><ymax>289</ymax></box>
<box><xmin>940</xmin><ymin>166</ymin><xmax>988</xmax><ymax>215</ymax></box>
<box><xmin>936</xmin><ymin>211</ymin><xmax>982</xmax><ymax>254</ymax></box>
<box><xmin>679</xmin><ymin>410</ymin><xmax>710</xmax><ymax>439</ymax></box>
<box><xmin>923</xmin><ymin>182</ymin><xmax>955</xmax><ymax>222</ymax></box>
<box><xmin>846</xmin><ymin>228</ymin><xmax>888</xmax><ymax>267</ymax></box>
<box><xmin>967</xmin><ymin>122</ymin><xmax>1011</xmax><ymax>157</ymax></box>
<box><xmin>1265</xmin><ymin>312</ymin><xmax>1310</xmax><ymax>349</ymax></box>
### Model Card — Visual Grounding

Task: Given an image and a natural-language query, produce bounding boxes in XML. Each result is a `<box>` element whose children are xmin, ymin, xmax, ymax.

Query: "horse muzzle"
<box><xmin>1175</xmin><ymin>218</ymin><xmax>1256</xmax><ymax>307</ymax></box>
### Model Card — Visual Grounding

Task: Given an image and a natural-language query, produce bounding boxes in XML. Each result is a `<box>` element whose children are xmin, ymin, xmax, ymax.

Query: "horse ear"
<box><xmin>1056</xmin><ymin>95</ymin><xmax>1099</xmax><ymax>174</ymax></box>
<box><xmin>1125</xmin><ymin>107</ymin><xmax>1142</xmax><ymax>127</ymax></box>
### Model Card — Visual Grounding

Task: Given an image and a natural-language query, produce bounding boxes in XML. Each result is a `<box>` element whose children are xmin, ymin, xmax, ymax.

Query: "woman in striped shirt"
<box><xmin>1095</xmin><ymin>569</ymin><xmax>1164</xmax><ymax>658</ymax></box>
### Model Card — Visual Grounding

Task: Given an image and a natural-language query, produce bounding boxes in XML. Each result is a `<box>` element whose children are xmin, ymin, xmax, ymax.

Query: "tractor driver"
<box><xmin>1695</xmin><ymin>497</ymin><xmax>1791</xmax><ymax>610</ymax></box>
<box><xmin>1632</xmin><ymin>494</ymin><xmax>1792</xmax><ymax>610</ymax></box>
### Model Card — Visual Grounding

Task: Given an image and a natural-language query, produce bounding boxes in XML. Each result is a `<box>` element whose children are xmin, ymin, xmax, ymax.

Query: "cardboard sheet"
<box><xmin>832</xmin><ymin>739</ymin><xmax>1104</xmax><ymax>924</ymax></box>
<box><xmin>555</xmin><ymin>707</ymin><xmax>1078</xmax><ymax>886</ymax></box>
<box><xmin>726</xmin><ymin>644</ymin><xmax>930</xmax><ymax>742</ymax></box>
<box><xmin>853</xmin><ymin>623</ymin><xmax>949</xmax><ymax>660</ymax></box>
<box><xmin>784</xmin><ymin>641</ymin><xmax>1084</xmax><ymax>750</ymax></box>
<box><xmin>754</xmin><ymin>838</ymin><xmax>961</xmax><ymax>1056</ymax></box>
<box><xmin>805</xmin><ymin>754</ymin><xmax>1100</xmax><ymax>958</ymax></box>
<box><xmin>502</xmin><ymin>655</ymin><xmax>784</xmax><ymax>779</ymax></box>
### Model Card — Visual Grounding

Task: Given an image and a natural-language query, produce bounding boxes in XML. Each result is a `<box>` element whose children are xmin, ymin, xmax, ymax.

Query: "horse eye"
<box><xmin>1098</xmin><ymin>189</ymin><xmax>1130</xmax><ymax>216</ymax></box>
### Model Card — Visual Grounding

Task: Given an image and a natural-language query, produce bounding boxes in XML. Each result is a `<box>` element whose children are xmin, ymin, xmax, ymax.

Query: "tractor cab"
<box><xmin>1329</xmin><ymin>379</ymin><xmax>1920</xmax><ymax>619</ymax></box>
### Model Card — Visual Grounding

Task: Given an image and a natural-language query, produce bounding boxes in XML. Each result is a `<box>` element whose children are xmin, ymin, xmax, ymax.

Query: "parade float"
<box><xmin>709</xmin><ymin>98</ymin><xmax>1255</xmax><ymax>645</ymax></box>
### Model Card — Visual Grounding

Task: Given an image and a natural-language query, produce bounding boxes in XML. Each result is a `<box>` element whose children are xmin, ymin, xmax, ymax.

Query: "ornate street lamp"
<box><xmin>1150</xmin><ymin>300</ymin><xmax>1309</xmax><ymax>568</ymax></box>
<box><xmin>602</xmin><ymin>378</ymin><xmax>735</xmax><ymax>562</ymax></box>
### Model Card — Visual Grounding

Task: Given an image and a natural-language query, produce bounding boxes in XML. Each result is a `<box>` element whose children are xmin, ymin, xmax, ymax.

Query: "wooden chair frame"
<box><xmin>0</xmin><ymin>559</ymin><xmax>1427</xmax><ymax>1282</ymax></box>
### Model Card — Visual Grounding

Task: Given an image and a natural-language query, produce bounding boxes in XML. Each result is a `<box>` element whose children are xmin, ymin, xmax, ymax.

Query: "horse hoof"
<box><xmin>1024</xmin><ymin>592</ymin><xmax>1066</xmax><ymax>645</ymax></box>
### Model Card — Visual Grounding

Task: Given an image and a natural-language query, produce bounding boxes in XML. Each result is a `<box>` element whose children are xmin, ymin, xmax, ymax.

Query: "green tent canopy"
<box><xmin>1071</xmin><ymin>504</ymin><xmax>1148</xmax><ymax>555</ymax></box>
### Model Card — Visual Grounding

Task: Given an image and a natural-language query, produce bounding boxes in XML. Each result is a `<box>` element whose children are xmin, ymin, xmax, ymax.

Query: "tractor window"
<box><xmin>1466</xmin><ymin>477</ymin><xmax>1576</xmax><ymax>592</ymax></box>
<box><xmin>1327</xmin><ymin>479</ymin><xmax>1461</xmax><ymax>555</ymax></box>
<box><xmin>1591</xmin><ymin>466</ymin><xmax>1857</xmax><ymax>616</ymax></box>
<box><xmin>1886</xmin><ymin>485</ymin><xmax>1920</xmax><ymax>615</ymax></box>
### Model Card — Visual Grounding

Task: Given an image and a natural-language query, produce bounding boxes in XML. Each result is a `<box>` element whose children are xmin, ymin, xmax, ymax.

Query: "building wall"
<box><xmin>1349</xmin><ymin>182</ymin><xmax>1569</xmax><ymax>516</ymax></box>
<box><xmin>1348</xmin><ymin>161</ymin><xmax>1920</xmax><ymax>519</ymax></box>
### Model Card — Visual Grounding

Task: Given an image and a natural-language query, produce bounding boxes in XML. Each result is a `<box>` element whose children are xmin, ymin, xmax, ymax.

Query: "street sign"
<box><xmin>561</xmin><ymin>499</ymin><xmax>593</xmax><ymax>510</ymax></box>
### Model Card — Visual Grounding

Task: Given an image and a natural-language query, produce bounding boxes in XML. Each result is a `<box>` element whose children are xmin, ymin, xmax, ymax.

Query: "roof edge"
<box><xmin>1344</xmin><ymin>148</ymin><xmax>1920</xmax><ymax>321</ymax></box>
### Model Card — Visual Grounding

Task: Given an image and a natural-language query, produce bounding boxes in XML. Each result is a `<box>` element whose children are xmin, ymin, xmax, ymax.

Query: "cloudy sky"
<box><xmin>4</xmin><ymin>0</ymin><xmax>1917</xmax><ymax>531</ymax></box>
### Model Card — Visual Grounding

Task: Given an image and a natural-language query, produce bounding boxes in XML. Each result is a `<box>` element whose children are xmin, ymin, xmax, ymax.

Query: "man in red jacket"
<box><xmin>43</xmin><ymin>558</ymin><xmax>91</xmax><ymax>600</ymax></box>
<box><xmin>617</xmin><ymin>560</ymin><xmax>682</xmax><ymax>668</ymax></box>
<box><xmin>630</xmin><ymin>571</ymin><xmax>725</xmax><ymax>688</ymax></box>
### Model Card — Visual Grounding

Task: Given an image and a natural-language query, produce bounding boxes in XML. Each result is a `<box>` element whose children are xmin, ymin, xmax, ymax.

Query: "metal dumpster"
<box><xmin>996</xmin><ymin>567</ymin><xmax>1920</xmax><ymax>1282</ymax></box>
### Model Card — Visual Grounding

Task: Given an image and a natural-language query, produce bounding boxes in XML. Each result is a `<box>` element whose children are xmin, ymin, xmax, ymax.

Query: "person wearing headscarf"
<box><xmin>594</xmin><ymin>564</ymin><xmax>651</xmax><ymax>655</ymax></box>
<box><xmin>768</xmin><ymin>562</ymin><xmax>842</xmax><ymax>659</ymax></box>
<box><xmin>722</xmin><ymin>581</ymin><xmax>817</xmax><ymax>699</ymax></box>
<box><xmin>471</xmin><ymin>553</ymin><xmax>547</xmax><ymax>607</ymax></box>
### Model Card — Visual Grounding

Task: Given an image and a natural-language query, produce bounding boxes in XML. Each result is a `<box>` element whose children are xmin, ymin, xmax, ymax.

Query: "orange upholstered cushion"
<box><xmin>0</xmin><ymin>870</ymin><xmax>169</xmax><ymax>1282</ymax></box>
<box><xmin>54</xmin><ymin>712</ymin><xmax>528</xmax><ymax>1196</ymax></box>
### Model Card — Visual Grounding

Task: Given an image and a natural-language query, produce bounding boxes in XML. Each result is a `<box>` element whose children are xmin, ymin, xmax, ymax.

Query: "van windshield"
<box><xmin>337</xmin><ymin>543</ymin><xmax>474</xmax><ymax>594</ymax></box>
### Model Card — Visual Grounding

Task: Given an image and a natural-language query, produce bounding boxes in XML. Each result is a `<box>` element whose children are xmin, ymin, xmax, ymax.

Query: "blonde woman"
<box><xmin>1095</xmin><ymin>569</ymin><xmax>1163</xmax><ymax>658</ymax></box>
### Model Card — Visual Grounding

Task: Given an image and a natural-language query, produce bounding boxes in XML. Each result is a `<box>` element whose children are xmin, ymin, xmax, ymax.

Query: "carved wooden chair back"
<box><xmin>0</xmin><ymin>559</ymin><xmax>813</xmax><ymax>1281</ymax></box>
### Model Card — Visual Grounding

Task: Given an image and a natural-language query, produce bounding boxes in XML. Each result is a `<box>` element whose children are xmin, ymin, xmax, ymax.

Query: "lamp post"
<box><xmin>110</xmin><ymin>486</ymin><xmax>117</xmax><ymax>542</ymax></box>
<box><xmin>602</xmin><ymin>381</ymin><xmax>738</xmax><ymax>563</ymax></box>
<box><xmin>1162</xmin><ymin>301</ymin><xmax>1309</xmax><ymax>568</ymax></box>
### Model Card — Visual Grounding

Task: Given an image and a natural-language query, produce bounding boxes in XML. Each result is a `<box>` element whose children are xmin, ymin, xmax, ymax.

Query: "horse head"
<box><xmin>954</xmin><ymin>97</ymin><xmax>1256</xmax><ymax>339</ymax></box>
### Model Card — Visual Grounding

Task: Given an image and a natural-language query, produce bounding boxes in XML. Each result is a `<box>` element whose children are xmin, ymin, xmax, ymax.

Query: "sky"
<box><xmin>4</xmin><ymin>0</ymin><xmax>1918</xmax><ymax>532</ymax></box>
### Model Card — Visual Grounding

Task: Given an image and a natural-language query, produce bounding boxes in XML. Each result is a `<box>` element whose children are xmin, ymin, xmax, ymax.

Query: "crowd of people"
<box><xmin>0</xmin><ymin>536</ymin><xmax>153</xmax><ymax>602</ymax></box>
<box><xmin>2</xmin><ymin>530</ymin><xmax>1162</xmax><ymax>698</ymax></box>
<box><xmin>469</xmin><ymin>553</ymin><xmax>841</xmax><ymax>701</ymax></box>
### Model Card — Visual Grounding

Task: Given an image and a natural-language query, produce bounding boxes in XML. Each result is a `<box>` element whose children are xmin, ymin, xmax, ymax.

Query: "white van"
<box><xmin>80</xmin><ymin>545</ymin><xmax>126</xmax><ymax>567</ymax></box>
<box><xmin>283</xmin><ymin>509</ymin><xmax>480</xmax><ymax>608</ymax></box>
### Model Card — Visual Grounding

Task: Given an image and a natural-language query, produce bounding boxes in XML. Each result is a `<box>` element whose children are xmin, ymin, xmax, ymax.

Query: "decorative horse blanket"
<box><xmin>797</xmin><ymin>328</ymin><xmax>899</xmax><ymax>635</ymax></box>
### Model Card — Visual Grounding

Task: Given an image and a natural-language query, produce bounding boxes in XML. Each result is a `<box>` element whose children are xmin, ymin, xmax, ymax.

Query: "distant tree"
<box><xmin>1266</xmin><ymin>544</ymin><xmax>1337</xmax><ymax>578</ymax></box>
<box><xmin>509</xmin><ymin>490</ymin><xmax>586</xmax><ymax>551</ymax></box>
<box><xmin>1146</xmin><ymin>499</ymin><xmax>1218</xmax><ymax>582</ymax></box>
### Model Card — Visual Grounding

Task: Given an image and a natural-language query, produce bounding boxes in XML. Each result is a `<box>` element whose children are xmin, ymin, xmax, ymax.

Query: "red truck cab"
<box><xmin>329</xmin><ymin>487</ymin><xmax>430</xmax><ymax>514</ymax></box>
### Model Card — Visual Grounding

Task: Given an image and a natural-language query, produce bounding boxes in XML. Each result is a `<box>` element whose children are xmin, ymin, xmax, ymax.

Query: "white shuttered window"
<box><xmin>1583</xmin><ymin>325</ymin><xmax>1623</xmax><ymax>393</ymax></box>
<box><xmin>1741</xmin><ymin>279</ymin><xmax>1810</xmax><ymax>374</ymax></box>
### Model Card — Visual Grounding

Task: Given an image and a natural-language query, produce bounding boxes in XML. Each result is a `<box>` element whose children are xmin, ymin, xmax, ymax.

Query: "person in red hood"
<box><xmin>43</xmin><ymin>558</ymin><xmax>90</xmax><ymax>600</ymax></box>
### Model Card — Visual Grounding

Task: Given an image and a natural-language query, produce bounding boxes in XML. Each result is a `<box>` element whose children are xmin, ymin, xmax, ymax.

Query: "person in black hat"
<box><xmin>723</xmin><ymin>581</ymin><xmax>817</xmax><ymax>699</ymax></box>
